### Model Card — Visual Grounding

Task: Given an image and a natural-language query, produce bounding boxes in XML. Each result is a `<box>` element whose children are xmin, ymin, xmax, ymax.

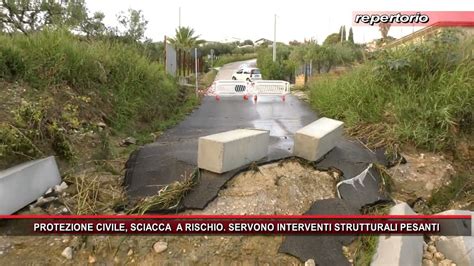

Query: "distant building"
<box><xmin>254</xmin><ymin>38</ymin><xmax>272</xmax><ymax>46</ymax></box>
<box><xmin>220</xmin><ymin>37</ymin><xmax>241</xmax><ymax>44</ymax></box>
<box><xmin>382</xmin><ymin>24</ymin><xmax>474</xmax><ymax>50</ymax></box>
<box><xmin>365</xmin><ymin>40</ymin><xmax>378</xmax><ymax>52</ymax></box>
<box><xmin>237</xmin><ymin>44</ymin><xmax>254</xmax><ymax>49</ymax></box>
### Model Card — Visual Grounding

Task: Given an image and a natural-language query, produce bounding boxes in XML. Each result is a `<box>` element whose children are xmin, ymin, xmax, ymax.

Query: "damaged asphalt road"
<box><xmin>124</xmin><ymin>95</ymin><xmax>317</xmax><ymax>200</ymax></box>
<box><xmin>124</xmin><ymin>77</ymin><xmax>393</xmax><ymax>265</ymax></box>
<box><xmin>124</xmin><ymin>96</ymin><xmax>390</xmax><ymax>211</ymax></box>
<box><xmin>279</xmin><ymin>198</ymin><xmax>359</xmax><ymax>266</ymax></box>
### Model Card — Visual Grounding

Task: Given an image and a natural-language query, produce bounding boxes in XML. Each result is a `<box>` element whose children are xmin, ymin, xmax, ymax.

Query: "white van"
<box><xmin>232</xmin><ymin>67</ymin><xmax>262</xmax><ymax>82</ymax></box>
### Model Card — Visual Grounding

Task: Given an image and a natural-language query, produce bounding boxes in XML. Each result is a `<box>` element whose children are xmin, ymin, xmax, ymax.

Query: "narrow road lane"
<box><xmin>215</xmin><ymin>59</ymin><xmax>257</xmax><ymax>80</ymax></box>
<box><xmin>123</xmin><ymin>59</ymin><xmax>391</xmax><ymax>266</ymax></box>
<box><xmin>125</xmin><ymin>60</ymin><xmax>317</xmax><ymax>200</ymax></box>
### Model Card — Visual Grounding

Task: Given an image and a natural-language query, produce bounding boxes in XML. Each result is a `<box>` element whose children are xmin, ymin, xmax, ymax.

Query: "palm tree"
<box><xmin>379</xmin><ymin>23</ymin><xmax>391</xmax><ymax>40</ymax></box>
<box><xmin>168</xmin><ymin>27</ymin><xmax>204</xmax><ymax>49</ymax></box>
<box><xmin>168</xmin><ymin>27</ymin><xmax>204</xmax><ymax>76</ymax></box>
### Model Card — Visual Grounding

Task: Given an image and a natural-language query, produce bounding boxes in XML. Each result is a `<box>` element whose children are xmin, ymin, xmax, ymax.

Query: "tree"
<box><xmin>289</xmin><ymin>44</ymin><xmax>306</xmax><ymax>66</ymax></box>
<box><xmin>143</xmin><ymin>39</ymin><xmax>164</xmax><ymax>62</ymax></box>
<box><xmin>379</xmin><ymin>23</ymin><xmax>391</xmax><ymax>39</ymax></box>
<box><xmin>117</xmin><ymin>9</ymin><xmax>148</xmax><ymax>42</ymax></box>
<box><xmin>80</xmin><ymin>11</ymin><xmax>106</xmax><ymax>38</ymax></box>
<box><xmin>241</xmin><ymin>39</ymin><xmax>253</xmax><ymax>46</ymax></box>
<box><xmin>342</xmin><ymin>26</ymin><xmax>346</xmax><ymax>42</ymax></box>
<box><xmin>289</xmin><ymin>40</ymin><xmax>302</xmax><ymax>46</ymax></box>
<box><xmin>168</xmin><ymin>26</ymin><xmax>204</xmax><ymax>50</ymax></box>
<box><xmin>168</xmin><ymin>27</ymin><xmax>204</xmax><ymax>76</ymax></box>
<box><xmin>257</xmin><ymin>45</ymin><xmax>293</xmax><ymax>80</ymax></box>
<box><xmin>0</xmin><ymin>0</ymin><xmax>88</xmax><ymax>34</ymax></box>
<box><xmin>348</xmin><ymin>27</ymin><xmax>354</xmax><ymax>44</ymax></box>
<box><xmin>200</xmin><ymin>42</ymin><xmax>236</xmax><ymax>56</ymax></box>
<box><xmin>323</xmin><ymin>33</ymin><xmax>341</xmax><ymax>45</ymax></box>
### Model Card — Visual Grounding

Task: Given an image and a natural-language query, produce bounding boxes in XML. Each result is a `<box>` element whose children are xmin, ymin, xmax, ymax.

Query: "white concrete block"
<box><xmin>436</xmin><ymin>236</ymin><xmax>473</xmax><ymax>266</ymax></box>
<box><xmin>0</xmin><ymin>156</ymin><xmax>61</xmax><ymax>214</ymax></box>
<box><xmin>293</xmin><ymin>117</ymin><xmax>344</xmax><ymax>161</ymax></box>
<box><xmin>437</xmin><ymin>210</ymin><xmax>473</xmax><ymax>236</ymax></box>
<box><xmin>389</xmin><ymin>202</ymin><xmax>417</xmax><ymax>215</ymax></box>
<box><xmin>371</xmin><ymin>203</ymin><xmax>424</xmax><ymax>266</ymax></box>
<box><xmin>435</xmin><ymin>210</ymin><xmax>474</xmax><ymax>266</ymax></box>
<box><xmin>198</xmin><ymin>129</ymin><xmax>269</xmax><ymax>173</ymax></box>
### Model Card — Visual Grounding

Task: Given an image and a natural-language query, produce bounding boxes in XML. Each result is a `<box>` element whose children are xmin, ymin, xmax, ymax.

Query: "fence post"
<box><xmin>195</xmin><ymin>48</ymin><xmax>198</xmax><ymax>97</ymax></box>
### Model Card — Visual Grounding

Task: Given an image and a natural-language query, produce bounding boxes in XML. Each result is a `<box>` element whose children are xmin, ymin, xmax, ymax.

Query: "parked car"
<box><xmin>232</xmin><ymin>67</ymin><xmax>262</xmax><ymax>81</ymax></box>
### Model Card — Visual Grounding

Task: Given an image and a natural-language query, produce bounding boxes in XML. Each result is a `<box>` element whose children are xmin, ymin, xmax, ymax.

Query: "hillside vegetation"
<box><xmin>0</xmin><ymin>30</ymin><xmax>196</xmax><ymax>168</ymax></box>
<box><xmin>310</xmin><ymin>30</ymin><xmax>473</xmax><ymax>152</ymax></box>
<box><xmin>306</xmin><ymin>30</ymin><xmax>473</xmax><ymax>265</ymax></box>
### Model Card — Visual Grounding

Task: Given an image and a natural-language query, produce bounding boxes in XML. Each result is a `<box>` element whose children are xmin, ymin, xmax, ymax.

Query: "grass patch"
<box><xmin>309</xmin><ymin>30</ymin><xmax>473</xmax><ymax>152</ymax></box>
<box><xmin>200</xmin><ymin>69</ymin><xmax>217</xmax><ymax>88</ymax></box>
<box><xmin>0</xmin><ymin>94</ymin><xmax>80</xmax><ymax>167</ymax></box>
<box><xmin>352</xmin><ymin>203</ymin><xmax>391</xmax><ymax>266</ymax></box>
<box><xmin>92</xmin><ymin>130</ymin><xmax>114</xmax><ymax>161</ymax></box>
<box><xmin>0</xmin><ymin>29</ymin><xmax>183</xmax><ymax>134</ymax></box>
<box><xmin>248</xmin><ymin>161</ymin><xmax>262</xmax><ymax>173</ymax></box>
<box><xmin>347</xmin><ymin>123</ymin><xmax>399</xmax><ymax>159</ymax></box>
<box><xmin>0</xmin><ymin>29</ymin><xmax>201</xmax><ymax>216</ymax></box>
<box><xmin>353</xmin><ymin>235</ymin><xmax>378</xmax><ymax>266</ymax></box>
<box><xmin>428</xmin><ymin>174</ymin><xmax>474</xmax><ymax>213</ymax></box>
<box><xmin>63</xmin><ymin>172</ymin><xmax>126</xmax><ymax>214</ymax></box>
<box><xmin>373</xmin><ymin>163</ymin><xmax>395</xmax><ymax>194</ymax></box>
<box><xmin>0</xmin><ymin>29</ymin><xmax>200</xmax><ymax>169</ymax></box>
<box><xmin>129</xmin><ymin>169</ymin><xmax>198</xmax><ymax>214</ymax></box>
<box><xmin>151</xmin><ymin>94</ymin><xmax>198</xmax><ymax>131</ymax></box>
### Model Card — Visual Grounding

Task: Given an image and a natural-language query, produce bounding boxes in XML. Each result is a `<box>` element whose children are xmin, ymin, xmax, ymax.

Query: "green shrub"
<box><xmin>0</xmin><ymin>29</ymin><xmax>198</xmax><ymax>167</ymax></box>
<box><xmin>0</xmin><ymin>29</ymin><xmax>181</xmax><ymax>131</ymax></box>
<box><xmin>0</xmin><ymin>45</ymin><xmax>26</xmax><ymax>79</ymax></box>
<box><xmin>257</xmin><ymin>46</ymin><xmax>294</xmax><ymax>80</ymax></box>
<box><xmin>309</xmin><ymin>30</ymin><xmax>473</xmax><ymax>151</ymax></box>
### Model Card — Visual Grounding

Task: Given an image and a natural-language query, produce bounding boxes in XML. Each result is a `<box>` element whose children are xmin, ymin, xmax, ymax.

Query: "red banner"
<box><xmin>0</xmin><ymin>215</ymin><xmax>470</xmax><ymax>236</ymax></box>
<box><xmin>352</xmin><ymin>11</ymin><xmax>474</xmax><ymax>27</ymax></box>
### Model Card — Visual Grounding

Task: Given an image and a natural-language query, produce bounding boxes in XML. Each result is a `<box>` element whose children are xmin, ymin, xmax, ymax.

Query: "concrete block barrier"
<box><xmin>436</xmin><ymin>236</ymin><xmax>473</xmax><ymax>266</ymax></box>
<box><xmin>293</xmin><ymin>117</ymin><xmax>344</xmax><ymax>161</ymax></box>
<box><xmin>0</xmin><ymin>156</ymin><xmax>61</xmax><ymax>214</ymax></box>
<box><xmin>371</xmin><ymin>203</ymin><xmax>424</xmax><ymax>266</ymax></box>
<box><xmin>435</xmin><ymin>210</ymin><xmax>473</xmax><ymax>266</ymax></box>
<box><xmin>198</xmin><ymin>129</ymin><xmax>269</xmax><ymax>174</ymax></box>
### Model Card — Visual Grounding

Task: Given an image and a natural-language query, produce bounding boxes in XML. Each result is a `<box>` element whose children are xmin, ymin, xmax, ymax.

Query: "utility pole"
<box><xmin>179</xmin><ymin>7</ymin><xmax>181</xmax><ymax>28</ymax></box>
<box><xmin>273</xmin><ymin>14</ymin><xmax>277</xmax><ymax>62</ymax></box>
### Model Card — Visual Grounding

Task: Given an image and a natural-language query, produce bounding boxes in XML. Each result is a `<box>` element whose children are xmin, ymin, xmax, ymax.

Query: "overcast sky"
<box><xmin>85</xmin><ymin>0</ymin><xmax>473</xmax><ymax>44</ymax></box>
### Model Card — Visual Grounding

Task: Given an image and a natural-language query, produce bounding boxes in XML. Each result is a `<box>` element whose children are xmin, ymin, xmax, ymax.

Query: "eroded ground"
<box><xmin>0</xmin><ymin>160</ymin><xmax>336</xmax><ymax>265</ymax></box>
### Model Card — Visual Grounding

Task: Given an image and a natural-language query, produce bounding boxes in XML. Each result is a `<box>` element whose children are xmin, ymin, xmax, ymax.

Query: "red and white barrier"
<box><xmin>207</xmin><ymin>80</ymin><xmax>291</xmax><ymax>102</ymax></box>
<box><xmin>248</xmin><ymin>80</ymin><xmax>290</xmax><ymax>102</ymax></box>
<box><xmin>207</xmin><ymin>80</ymin><xmax>251</xmax><ymax>101</ymax></box>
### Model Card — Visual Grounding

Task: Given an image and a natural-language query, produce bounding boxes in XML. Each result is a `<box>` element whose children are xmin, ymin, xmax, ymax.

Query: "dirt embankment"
<box><xmin>0</xmin><ymin>160</ymin><xmax>335</xmax><ymax>265</ymax></box>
